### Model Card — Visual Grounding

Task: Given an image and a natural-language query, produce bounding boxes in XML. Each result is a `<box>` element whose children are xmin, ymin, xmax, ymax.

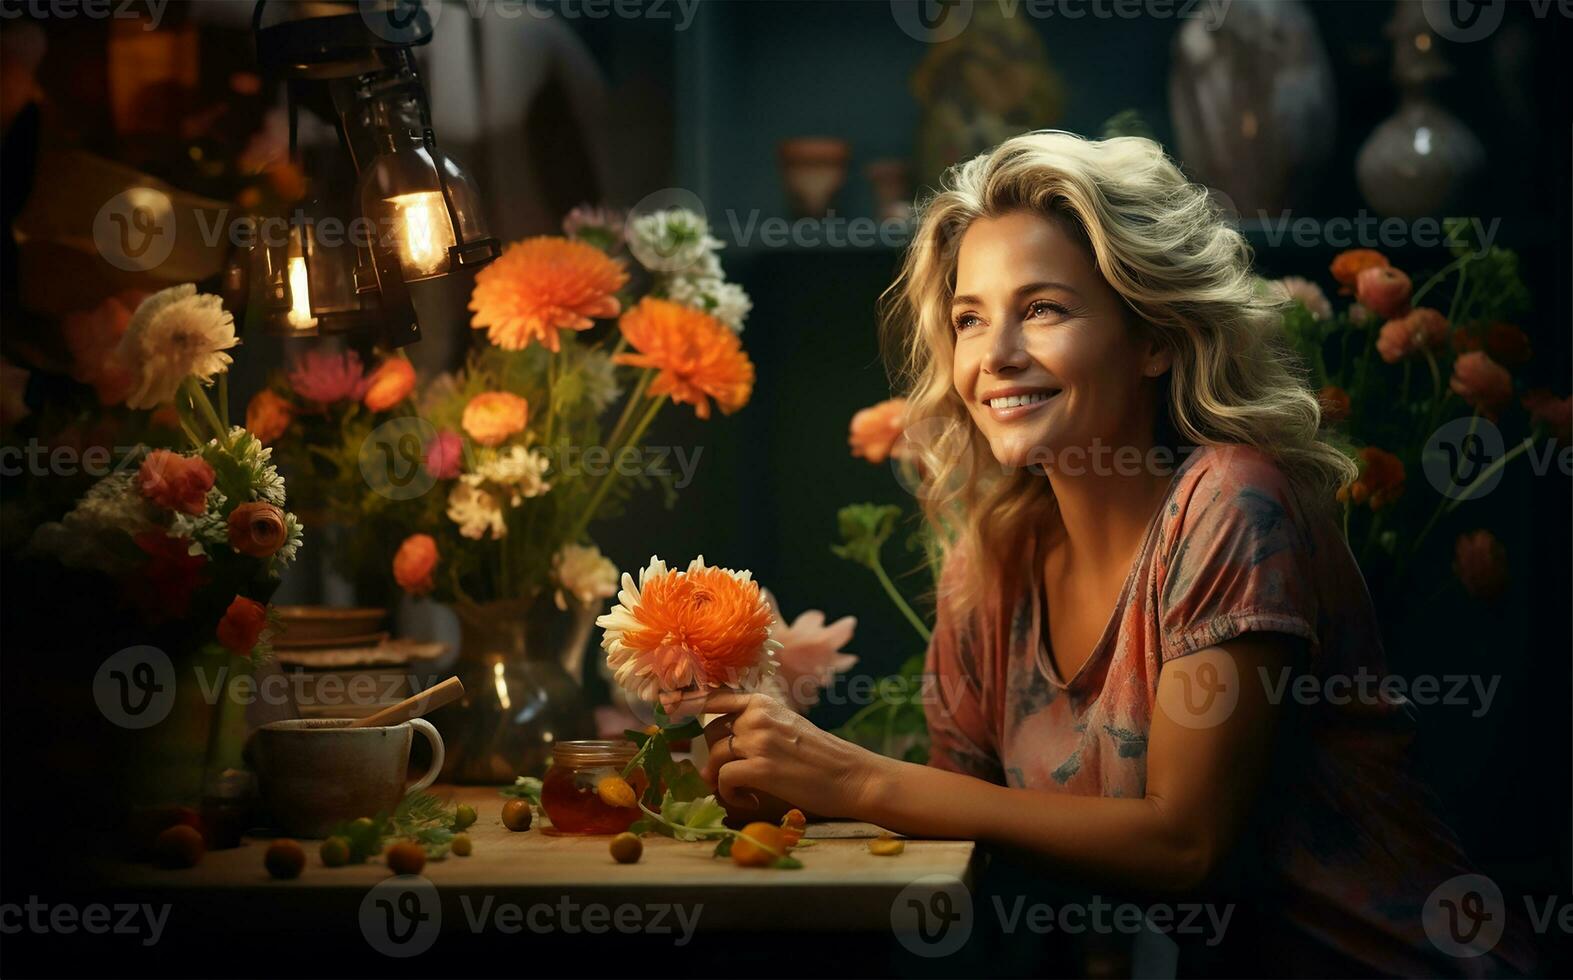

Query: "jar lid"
<box><xmin>552</xmin><ymin>739</ymin><xmax>638</xmax><ymax>767</ymax></box>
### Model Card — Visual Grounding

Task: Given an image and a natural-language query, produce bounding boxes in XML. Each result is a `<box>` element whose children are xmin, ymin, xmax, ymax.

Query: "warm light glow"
<box><xmin>287</xmin><ymin>256</ymin><xmax>317</xmax><ymax>330</ymax></box>
<box><xmin>387</xmin><ymin>191</ymin><xmax>454</xmax><ymax>279</ymax></box>
<box><xmin>492</xmin><ymin>659</ymin><xmax>511</xmax><ymax>711</ymax></box>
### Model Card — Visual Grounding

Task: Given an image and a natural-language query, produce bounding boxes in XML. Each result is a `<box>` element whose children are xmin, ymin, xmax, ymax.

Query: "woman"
<box><xmin>699</xmin><ymin>132</ymin><xmax>1525</xmax><ymax>976</ymax></box>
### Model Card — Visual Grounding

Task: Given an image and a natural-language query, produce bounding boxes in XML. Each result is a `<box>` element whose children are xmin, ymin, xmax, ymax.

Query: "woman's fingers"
<box><xmin>715</xmin><ymin>757</ymin><xmax>771</xmax><ymax>811</ymax></box>
<box><xmin>659</xmin><ymin>688</ymin><xmax>709</xmax><ymax>723</ymax></box>
<box><xmin>700</xmin><ymin>691</ymin><xmax>756</xmax><ymax>716</ymax></box>
<box><xmin>701</xmin><ymin>712</ymin><xmax>736</xmax><ymax>747</ymax></box>
<box><xmin>700</xmin><ymin>730</ymin><xmax>738</xmax><ymax>783</ymax></box>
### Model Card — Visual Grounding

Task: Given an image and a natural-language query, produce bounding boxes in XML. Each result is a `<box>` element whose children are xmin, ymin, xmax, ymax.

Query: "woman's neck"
<box><xmin>1043</xmin><ymin>435</ymin><xmax>1174</xmax><ymax>570</ymax></box>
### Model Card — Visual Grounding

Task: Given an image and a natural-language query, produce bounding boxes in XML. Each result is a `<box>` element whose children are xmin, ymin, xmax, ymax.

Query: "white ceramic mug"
<box><xmin>253</xmin><ymin>718</ymin><xmax>444</xmax><ymax>838</ymax></box>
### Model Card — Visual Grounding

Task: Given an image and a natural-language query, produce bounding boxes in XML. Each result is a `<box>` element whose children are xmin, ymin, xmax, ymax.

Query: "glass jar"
<box><xmin>539</xmin><ymin>740</ymin><xmax>647</xmax><ymax>835</ymax></box>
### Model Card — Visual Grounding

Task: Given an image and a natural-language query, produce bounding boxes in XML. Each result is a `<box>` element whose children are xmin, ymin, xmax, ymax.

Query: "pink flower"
<box><xmin>424</xmin><ymin>430</ymin><xmax>464</xmax><ymax>479</ymax></box>
<box><xmin>760</xmin><ymin>591</ymin><xmax>857</xmax><ymax>713</ymax></box>
<box><xmin>135</xmin><ymin>450</ymin><xmax>215</xmax><ymax>516</ymax></box>
<box><xmin>287</xmin><ymin>350</ymin><xmax>369</xmax><ymax>404</ymax></box>
<box><xmin>1450</xmin><ymin>351</ymin><xmax>1513</xmax><ymax>420</ymax></box>
<box><xmin>1454</xmin><ymin>530</ymin><xmax>1507</xmax><ymax>600</ymax></box>
<box><xmin>849</xmin><ymin>398</ymin><xmax>911</xmax><ymax>464</ymax></box>
<box><xmin>1355</xmin><ymin>265</ymin><xmax>1412</xmax><ymax>320</ymax></box>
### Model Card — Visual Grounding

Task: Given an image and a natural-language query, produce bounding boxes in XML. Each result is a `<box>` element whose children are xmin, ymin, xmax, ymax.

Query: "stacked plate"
<box><xmin>272</xmin><ymin>607</ymin><xmax>447</xmax><ymax>719</ymax></box>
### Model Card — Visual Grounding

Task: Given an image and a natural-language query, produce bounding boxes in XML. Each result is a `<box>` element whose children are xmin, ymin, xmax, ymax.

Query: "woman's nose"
<box><xmin>982</xmin><ymin>319</ymin><xmax>1030</xmax><ymax>375</ymax></box>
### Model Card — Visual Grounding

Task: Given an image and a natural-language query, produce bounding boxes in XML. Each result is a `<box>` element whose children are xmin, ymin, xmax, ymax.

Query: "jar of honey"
<box><xmin>539</xmin><ymin>739</ymin><xmax>647</xmax><ymax>835</ymax></box>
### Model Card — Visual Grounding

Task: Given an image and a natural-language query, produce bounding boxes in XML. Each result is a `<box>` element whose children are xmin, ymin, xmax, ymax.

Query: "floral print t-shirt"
<box><xmin>924</xmin><ymin>444</ymin><xmax>1527</xmax><ymax>976</ymax></box>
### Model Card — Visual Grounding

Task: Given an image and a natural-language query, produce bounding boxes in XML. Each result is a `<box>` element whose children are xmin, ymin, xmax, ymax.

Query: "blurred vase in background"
<box><xmin>1169</xmin><ymin>0</ymin><xmax>1335</xmax><ymax>219</ymax></box>
<box><xmin>1355</xmin><ymin>2</ymin><xmax>1484</xmax><ymax>218</ymax></box>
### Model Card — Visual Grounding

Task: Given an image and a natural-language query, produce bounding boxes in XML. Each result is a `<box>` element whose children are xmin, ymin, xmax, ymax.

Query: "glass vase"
<box><xmin>437</xmin><ymin>598</ymin><xmax>596</xmax><ymax>784</ymax></box>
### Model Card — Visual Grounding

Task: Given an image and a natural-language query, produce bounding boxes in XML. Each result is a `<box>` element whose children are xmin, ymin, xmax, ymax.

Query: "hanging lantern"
<box><xmin>246</xmin><ymin>0</ymin><xmax>498</xmax><ymax>347</ymax></box>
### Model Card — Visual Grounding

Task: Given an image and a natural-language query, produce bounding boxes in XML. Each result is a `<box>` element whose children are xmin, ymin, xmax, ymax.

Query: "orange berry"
<box><xmin>154</xmin><ymin>825</ymin><xmax>204</xmax><ymax>868</ymax></box>
<box><xmin>264</xmin><ymin>839</ymin><xmax>306</xmax><ymax>879</ymax></box>
<box><xmin>779</xmin><ymin>808</ymin><xmax>806</xmax><ymax>849</ymax></box>
<box><xmin>731</xmin><ymin>822</ymin><xmax>786</xmax><ymax>867</ymax></box>
<box><xmin>869</xmin><ymin>835</ymin><xmax>906</xmax><ymax>856</ymax></box>
<box><xmin>386</xmin><ymin>841</ymin><xmax>426</xmax><ymax>876</ymax></box>
<box><xmin>596</xmin><ymin>774</ymin><xmax>636</xmax><ymax>809</ymax></box>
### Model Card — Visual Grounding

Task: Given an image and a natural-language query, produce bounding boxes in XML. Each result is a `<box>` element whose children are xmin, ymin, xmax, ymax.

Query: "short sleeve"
<box><xmin>923</xmin><ymin>556</ymin><xmax>1006</xmax><ymax>784</ymax></box>
<box><xmin>1158</xmin><ymin>449</ymin><xmax>1321</xmax><ymax>663</ymax></box>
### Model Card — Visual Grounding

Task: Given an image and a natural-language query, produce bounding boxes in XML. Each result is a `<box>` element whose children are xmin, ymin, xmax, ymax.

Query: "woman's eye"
<box><xmin>953</xmin><ymin>313</ymin><xmax>981</xmax><ymax>332</ymax></box>
<box><xmin>1027</xmin><ymin>300</ymin><xmax>1066</xmax><ymax>319</ymax></box>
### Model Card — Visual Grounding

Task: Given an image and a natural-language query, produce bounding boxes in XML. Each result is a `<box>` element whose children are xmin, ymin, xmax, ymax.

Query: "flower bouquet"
<box><xmin>245</xmin><ymin>349</ymin><xmax>417</xmax><ymax>605</ymax></box>
<box><xmin>353</xmin><ymin>206</ymin><xmax>762</xmax><ymax>781</ymax></box>
<box><xmin>1275</xmin><ymin>228</ymin><xmax>1569</xmax><ymax>606</ymax></box>
<box><xmin>24</xmin><ymin>284</ymin><xmax>304</xmax><ymax>803</ymax></box>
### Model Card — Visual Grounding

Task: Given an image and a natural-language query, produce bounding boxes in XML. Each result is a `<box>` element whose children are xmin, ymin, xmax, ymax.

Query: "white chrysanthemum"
<box><xmin>627</xmin><ymin>208</ymin><xmax>723</xmax><ymax>274</ymax></box>
<box><xmin>447</xmin><ymin>482</ymin><xmax>506</xmax><ymax>540</ymax></box>
<box><xmin>206</xmin><ymin>427</ymin><xmax>286</xmax><ymax>505</ymax></box>
<box><xmin>268</xmin><ymin>512</ymin><xmax>304</xmax><ymax>574</ymax></box>
<box><xmin>553</xmin><ymin>543</ymin><xmax>619</xmax><ymax>610</ymax></box>
<box><xmin>116</xmin><ymin>284</ymin><xmax>239</xmax><ymax>409</ymax></box>
<box><xmin>462</xmin><ymin>446</ymin><xmax>551</xmax><ymax>505</ymax></box>
<box><xmin>169</xmin><ymin>487</ymin><xmax>229</xmax><ymax>553</ymax></box>
<box><xmin>665</xmin><ymin>275</ymin><xmax>752</xmax><ymax>332</ymax></box>
<box><xmin>595</xmin><ymin>555</ymin><xmax>781</xmax><ymax>702</ymax></box>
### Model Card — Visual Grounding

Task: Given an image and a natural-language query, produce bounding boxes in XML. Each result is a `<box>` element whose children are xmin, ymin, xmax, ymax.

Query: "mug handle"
<box><xmin>406</xmin><ymin>718</ymin><xmax>445</xmax><ymax>793</ymax></box>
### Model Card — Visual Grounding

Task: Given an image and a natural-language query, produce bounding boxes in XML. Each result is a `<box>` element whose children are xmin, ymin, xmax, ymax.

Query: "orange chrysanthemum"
<box><xmin>615</xmin><ymin>297</ymin><xmax>755</xmax><ymax>419</ymax></box>
<box><xmin>468</xmin><ymin>236</ymin><xmax>628</xmax><ymax>352</ymax></box>
<box><xmin>596</xmin><ymin>556</ymin><xmax>781</xmax><ymax>702</ymax></box>
<box><xmin>1337</xmin><ymin>446</ymin><xmax>1406</xmax><ymax>510</ymax></box>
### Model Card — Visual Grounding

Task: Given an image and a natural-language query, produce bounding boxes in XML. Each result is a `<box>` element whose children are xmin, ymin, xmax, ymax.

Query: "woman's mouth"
<box><xmin>983</xmin><ymin>389</ymin><xmax>1061</xmax><ymax>421</ymax></box>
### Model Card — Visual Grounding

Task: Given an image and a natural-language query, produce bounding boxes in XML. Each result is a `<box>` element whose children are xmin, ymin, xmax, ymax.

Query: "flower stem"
<box><xmin>1410</xmin><ymin>252</ymin><xmax>1472</xmax><ymax>308</ymax></box>
<box><xmin>605</xmin><ymin>369</ymin><xmax>654</xmax><ymax>449</ymax></box>
<box><xmin>870</xmin><ymin>558</ymin><xmax>932</xmax><ymax>643</ymax></box>
<box><xmin>543</xmin><ymin>355</ymin><xmax>558</xmax><ymax>449</ymax></box>
<box><xmin>573</xmin><ymin>393</ymin><xmax>667</xmax><ymax>541</ymax></box>
<box><xmin>218</xmin><ymin>372</ymin><xmax>231</xmax><ymax>430</ymax></box>
<box><xmin>184</xmin><ymin>378</ymin><xmax>229</xmax><ymax>447</ymax></box>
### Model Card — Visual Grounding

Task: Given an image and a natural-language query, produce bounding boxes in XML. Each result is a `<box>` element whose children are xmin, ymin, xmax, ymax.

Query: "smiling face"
<box><xmin>949</xmin><ymin>209</ymin><xmax>1171</xmax><ymax>471</ymax></box>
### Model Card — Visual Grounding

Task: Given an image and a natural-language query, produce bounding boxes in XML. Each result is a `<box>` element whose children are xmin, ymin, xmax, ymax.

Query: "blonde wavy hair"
<box><xmin>881</xmin><ymin>130</ymin><xmax>1356</xmax><ymax>608</ymax></box>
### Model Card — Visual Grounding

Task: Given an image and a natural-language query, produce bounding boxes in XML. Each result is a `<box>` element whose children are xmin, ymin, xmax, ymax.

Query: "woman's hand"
<box><xmin>697</xmin><ymin>691</ymin><xmax>884</xmax><ymax>820</ymax></box>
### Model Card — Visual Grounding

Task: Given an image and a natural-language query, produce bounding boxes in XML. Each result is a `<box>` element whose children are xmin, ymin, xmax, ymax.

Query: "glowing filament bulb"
<box><xmin>286</xmin><ymin>256</ymin><xmax>316</xmax><ymax>330</ymax></box>
<box><xmin>387</xmin><ymin>191</ymin><xmax>454</xmax><ymax>279</ymax></box>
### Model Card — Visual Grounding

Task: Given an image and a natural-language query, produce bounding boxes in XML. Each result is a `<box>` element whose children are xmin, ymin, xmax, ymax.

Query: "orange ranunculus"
<box><xmin>246</xmin><ymin>389</ymin><xmax>292</xmax><ymax>444</ymax></box>
<box><xmin>597</xmin><ymin>556</ymin><xmax>780</xmax><ymax>701</ymax></box>
<box><xmin>1318</xmin><ymin>386</ymin><xmax>1351</xmax><ymax>423</ymax></box>
<box><xmin>461</xmin><ymin>392</ymin><xmax>529</xmax><ymax>447</ymax></box>
<box><xmin>468</xmin><ymin>236</ymin><xmax>628</xmax><ymax>353</ymax></box>
<box><xmin>1330</xmin><ymin>249</ymin><xmax>1389</xmax><ymax>295</ymax></box>
<box><xmin>1484</xmin><ymin>322</ymin><xmax>1531</xmax><ymax>367</ymax></box>
<box><xmin>227</xmin><ymin>501</ymin><xmax>289</xmax><ymax>558</ymax></box>
<box><xmin>1453</xmin><ymin>530</ymin><xmax>1507</xmax><ymax>601</ymax></box>
<box><xmin>1376</xmin><ymin>308</ymin><xmax>1449</xmax><ymax>364</ymax></box>
<box><xmin>1355</xmin><ymin>265</ymin><xmax>1411</xmax><ymax>320</ymax></box>
<box><xmin>1450</xmin><ymin>351</ymin><xmax>1513</xmax><ymax>421</ymax></box>
<box><xmin>216</xmin><ymin>596</ymin><xmax>269</xmax><ymax>658</ymax></box>
<box><xmin>1522</xmin><ymin>389</ymin><xmax>1571</xmax><ymax>442</ymax></box>
<box><xmin>363</xmin><ymin>357</ymin><xmax>417</xmax><ymax>412</ymax></box>
<box><xmin>849</xmin><ymin>398</ymin><xmax>910</xmax><ymax>464</ymax></box>
<box><xmin>615</xmin><ymin>297</ymin><xmax>754</xmax><ymax>420</ymax></box>
<box><xmin>1337</xmin><ymin>446</ymin><xmax>1405</xmax><ymax>510</ymax></box>
<box><xmin>393</xmin><ymin>534</ymin><xmax>439</xmax><ymax>596</ymax></box>
<box><xmin>135</xmin><ymin>450</ymin><xmax>216</xmax><ymax>516</ymax></box>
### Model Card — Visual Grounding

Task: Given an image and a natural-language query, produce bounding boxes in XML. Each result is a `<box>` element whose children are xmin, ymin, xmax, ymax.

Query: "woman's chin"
<box><xmin>988</xmin><ymin>431</ymin><xmax>1055</xmax><ymax>472</ymax></box>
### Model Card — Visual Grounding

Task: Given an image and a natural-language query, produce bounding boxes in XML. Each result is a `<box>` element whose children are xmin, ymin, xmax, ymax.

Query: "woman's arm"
<box><xmin>702</xmin><ymin>633</ymin><xmax>1290</xmax><ymax>892</ymax></box>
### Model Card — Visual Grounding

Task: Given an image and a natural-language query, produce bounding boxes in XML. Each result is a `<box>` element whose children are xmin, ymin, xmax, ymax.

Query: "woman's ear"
<box><xmin>1141</xmin><ymin>338</ymin><xmax>1174</xmax><ymax>379</ymax></box>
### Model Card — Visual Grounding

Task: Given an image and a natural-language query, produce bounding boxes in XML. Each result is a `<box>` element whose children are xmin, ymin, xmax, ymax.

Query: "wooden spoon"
<box><xmin>348</xmin><ymin>676</ymin><xmax>465</xmax><ymax>729</ymax></box>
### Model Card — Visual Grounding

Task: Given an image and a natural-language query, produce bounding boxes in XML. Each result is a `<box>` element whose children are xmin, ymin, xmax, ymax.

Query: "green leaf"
<box><xmin>627</xmin><ymin>819</ymin><xmax>655</xmax><ymax>835</ymax></box>
<box><xmin>661</xmin><ymin>758</ymin><xmax>711</xmax><ymax>803</ymax></box>
<box><xmin>712</xmin><ymin>837</ymin><xmax>733</xmax><ymax>858</ymax></box>
<box><xmin>830</xmin><ymin>503</ymin><xmax>902</xmax><ymax>569</ymax></box>
<box><xmin>660</xmin><ymin>793</ymin><xmax>729</xmax><ymax>841</ymax></box>
<box><xmin>661</xmin><ymin>716</ymin><xmax>704</xmax><ymax>740</ymax></box>
<box><xmin>623</xmin><ymin>728</ymin><xmax>652</xmax><ymax>747</ymax></box>
<box><xmin>771</xmin><ymin>855</ymin><xmax>804</xmax><ymax>870</ymax></box>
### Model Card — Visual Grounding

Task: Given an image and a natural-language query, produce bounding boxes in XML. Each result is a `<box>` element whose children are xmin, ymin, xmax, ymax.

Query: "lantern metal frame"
<box><xmin>248</xmin><ymin>0</ymin><xmax>499</xmax><ymax>347</ymax></box>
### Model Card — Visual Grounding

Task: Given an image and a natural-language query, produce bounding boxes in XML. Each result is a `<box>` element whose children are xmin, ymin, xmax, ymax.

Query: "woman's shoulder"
<box><xmin>1162</xmin><ymin>443</ymin><xmax>1308</xmax><ymax>547</ymax></box>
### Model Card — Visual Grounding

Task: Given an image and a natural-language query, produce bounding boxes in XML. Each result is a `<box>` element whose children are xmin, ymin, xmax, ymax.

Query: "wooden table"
<box><xmin>105</xmin><ymin>785</ymin><xmax>980</xmax><ymax>939</ymax></box>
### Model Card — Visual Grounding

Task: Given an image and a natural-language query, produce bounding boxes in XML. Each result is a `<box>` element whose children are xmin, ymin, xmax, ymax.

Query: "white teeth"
<box><xmin>987</xmin><ymin>392</ymin><xmax>1053</xmax><ymax>409</ymax></box>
